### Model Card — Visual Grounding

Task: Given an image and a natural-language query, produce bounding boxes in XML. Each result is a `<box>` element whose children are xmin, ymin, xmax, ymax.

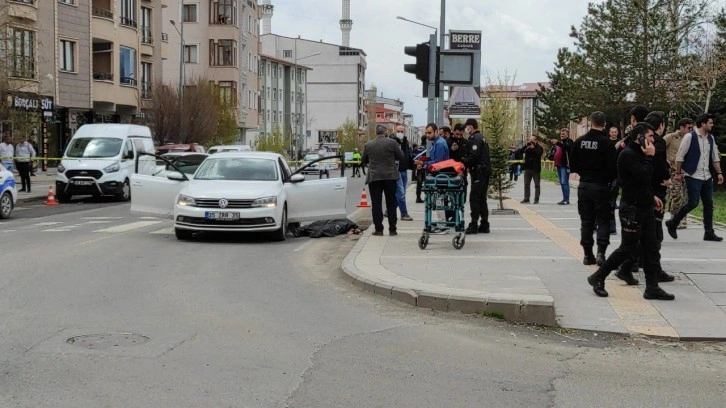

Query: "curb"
<box><xmin>341</xmin><ymin>228</ymin><xmax>557</xmax><ymax>326</ymax></box>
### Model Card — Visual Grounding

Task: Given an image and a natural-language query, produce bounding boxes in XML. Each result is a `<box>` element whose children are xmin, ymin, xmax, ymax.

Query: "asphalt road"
<box><xmin>1</xmin><ymin>174</ymin><xmax>725</xmax><ymax>407</ymax></box>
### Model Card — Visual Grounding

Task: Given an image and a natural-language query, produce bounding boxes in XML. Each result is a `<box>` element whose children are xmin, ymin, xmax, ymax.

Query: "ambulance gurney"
<box><xmin>419</xmin><ymin>159</ymin><xmax>467</xmax><ymax>250</ymax></box>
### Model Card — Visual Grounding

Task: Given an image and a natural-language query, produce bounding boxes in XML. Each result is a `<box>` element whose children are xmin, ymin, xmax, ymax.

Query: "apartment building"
<box><xmin>162</xmin><ymin>0</ymin><xmax>262</xmax><ymax>146</ymax></box>
<box><xmin>481</xmin><ymin>82</ymin><xmax>550</xmax><ymax>145</ymax></box>
<box><xmin>259</xmin><ymin>53</ymin><xmax>309</xmax><ymax>153</ymax></box>
<box><xmin>261</xmin><ymin>34</ymin><xmax>367</xmax><ymax>146</ymax></box>
<box><xmin>0</xmin><ymin>0</ymin><xmax>164</xmax><ymax>160</ymax></box>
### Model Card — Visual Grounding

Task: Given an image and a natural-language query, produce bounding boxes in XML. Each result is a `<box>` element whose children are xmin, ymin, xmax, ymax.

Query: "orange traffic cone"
<box><xmin>44</xmin><ymin>186</ymin><xmax>59</xmax><ymax>206</ymax></box>
<box><xmin>356</xmin><ymin>187</ymin><xmax>371</xmax><ymax>208</ymax></box>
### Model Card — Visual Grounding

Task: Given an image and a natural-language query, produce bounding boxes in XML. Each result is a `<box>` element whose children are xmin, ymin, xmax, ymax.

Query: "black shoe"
<box><xmin>615</xmin><ymin>269</ymin><xmax>639</xmax><ymax>285</ymax></box>
<box><xmin>596</xmin><ymin>253</ymin><xmax>606</xmax><ymax>266</ymax></box>
<box><xmin>587</xmin><ymin>274</ymin><xmax>608</xmax><ymax>297</ymax></box>
<box><xmin>19</xmin><ymin>188</ymin><xmax>26</xmax><ymax>192</ymax></box>
<box><xmin>583</xmin><ymin>255</ymin><xmax>596</xmax><ymax>265</ymax></box>
<box><xmin>631</xmin><ymin>264</ymin><xmax>640</xmax><ymax>273</ymax></box>
<box><xmin>416</xmin><ymin>199</ymin><xmax>424</xmax><ymax>203</ymax></box>
<box><xmin>520</xmin><ymin>199</ymin><xmax>530</xmax><ymax>204</ymax></box>
<box><xmin>465</xmin><ymin>224</ymin><xmax>478</xmax><ymax>234</ymax></box>
<box><xmin>478</xmin><ymin>224</ymin><xmax>490</xmax><ymax>234</ymax></box>
<box><xmin>704</xmin><ymin>232</ymin><xmax>723</xmax><ymax>242</ymax></box>
<box><xmin>389</xmin><ymin>230</ymin><xmax>398</xmax><ymax>236</ymax></box>
<box><xmin>665</xmin><ymin>219</ymin><xmax>678</xmax><ymax>239</ymax></box>
<box><xmin>533</xmin><ymin>199</ymin><xmax>539</xmax><ymax>204</ymax></box>
<box><xmin>643</xmin><ymin>287</ymin><xmax>675</xmax><ymax>301</ymax></box>
<box><xmin>372</xmin><ymin>230</ymin><xmax>384</xmax><ymax>236</ymax></box>
<box><xmin>658</xmin><ymin>271</ymin><xmax>675</xmax><ymax>282</ymax></box>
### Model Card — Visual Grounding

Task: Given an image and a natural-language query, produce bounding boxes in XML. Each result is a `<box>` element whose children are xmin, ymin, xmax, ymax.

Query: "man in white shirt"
<box><xmin>666</xmin><ymin>114</ymin><xmax>723</xmax><ymax>242</ymax></box>
<box><xmin>0</xmin><ymin>135</ymin><xmax>14</xmax><ymax>172</ymax></box>
<box><xmin>15</xmin><ymin>134</ymin><xmax>36</xmax><ymax>192</ymax></box>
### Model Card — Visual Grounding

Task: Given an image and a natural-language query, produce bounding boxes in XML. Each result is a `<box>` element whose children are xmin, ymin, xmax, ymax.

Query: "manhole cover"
<box><xmin>66</xmin><ymin>333</ymin><xmax>150</xmax><ymax>350</ymax></box>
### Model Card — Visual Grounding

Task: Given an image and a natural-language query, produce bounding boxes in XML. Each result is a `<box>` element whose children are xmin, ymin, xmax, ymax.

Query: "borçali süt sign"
<box><xmin>4</xmin><ymin>94</ymin><xmax>54</xmax><ymax>111</ymax></box>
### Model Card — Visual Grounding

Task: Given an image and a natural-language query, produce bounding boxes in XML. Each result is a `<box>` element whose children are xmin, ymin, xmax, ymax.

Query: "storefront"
<box><xmin>1</xmin><ymin>93</ymin><xmax>57</xmax><ymax>171</ymax></box>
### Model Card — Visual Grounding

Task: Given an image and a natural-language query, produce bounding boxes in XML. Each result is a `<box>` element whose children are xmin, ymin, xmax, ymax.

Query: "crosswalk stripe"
<box><xmin>44</xmin><ymin>224</ymin><xmax>83</xmax><ymax>232</ymax></box>
<box><xmin>83</xmin><ymin>220</ymin><xmax>112</xmax><ymax>224</ymax></box>
<box><xmin>80</xmin><ymin>216</ymin><xmax>124</xmax><ymax>220</ymax></box>
<box><xmin>150</xmin><ymin>227</ymin><xmax>174</xmax><ymax>235</ymax></box>
<box><xmin>94</xmin><ymin>221</ymin><xmax>162</xmax><ymax>233</ymax></box>
<box><xmin>33</xmin><ymin>222</ymin><xmax>63</xmax><ymax>226</ymax></box>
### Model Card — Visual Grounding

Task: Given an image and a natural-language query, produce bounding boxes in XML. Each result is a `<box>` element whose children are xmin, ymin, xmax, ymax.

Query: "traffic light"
<box><xmin>404</xmin><ymin>42</ymin><xmax>439</xmax><ymax>97</ymax></box>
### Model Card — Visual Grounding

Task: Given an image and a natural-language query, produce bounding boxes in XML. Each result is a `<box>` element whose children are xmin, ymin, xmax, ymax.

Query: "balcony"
<box><xmin>120</xmin><ymin>16</ymin><xmax>138</xmax><ymax>29</ymax></box>
<box><xmin>10</xmin><ymin>55</ymin><xmax>36</xmax><ymax>80</ymax></box>
<box><xmin>141</xmin><ymin>81</ymin><xmax>152</xmax><ymax>99</ymax></box>
<box><xmin>8</xmin><ymin>0</ymin><xmax>38</xmax><ymax>22</ymax></box>
<box><xmin>92</xmin><ymin>40</ymin><xmax>113</xmax><ymax>83</ymax></box>
<box><xmin>92</xmin><ymin>7</ymin><xmax>113</xmax><ymax>19</ymax></box>
<box><xmin>141</xmin><ymin>27</ymin><xmax>154</xmax><ymax>56</ymax></box>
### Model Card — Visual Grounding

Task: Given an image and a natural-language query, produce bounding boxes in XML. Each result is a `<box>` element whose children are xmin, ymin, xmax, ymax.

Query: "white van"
<box><xmin>56</xmin><ymin>124</ymin><xmax>156</xmax><ymax>202</ymax></box>
<box><xmin>208</xmin><ymin>144</ymin><xmax>252</xmax><ymax>154</ymax></box>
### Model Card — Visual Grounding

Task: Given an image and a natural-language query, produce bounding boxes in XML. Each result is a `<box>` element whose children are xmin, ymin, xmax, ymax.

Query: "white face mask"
<box><xmin>396</xmin><ymin>133</ymin><xmax>404</xmax><ymax>140</ymax></box>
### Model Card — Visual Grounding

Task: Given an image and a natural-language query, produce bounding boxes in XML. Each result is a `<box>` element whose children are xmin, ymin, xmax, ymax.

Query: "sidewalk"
<box><xmin>343</xmin><ymin>176</ymin><xmax>726</xmax><ymax>340</ymax></box>
<box><xmin>12</xmin><ymin>170</ymin><xmax>57</xmax><ymax>203</ymax></box>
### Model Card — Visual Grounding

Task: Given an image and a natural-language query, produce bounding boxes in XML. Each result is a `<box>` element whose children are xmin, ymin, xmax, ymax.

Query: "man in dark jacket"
<box><xmin>362</xmin><ymin>125</ymin><xmax>404</xmax><ymax>236</ymax></box>
<box><xmin>518</xmin><ymin>135</ymin><xmax>544</xmax><ymax>204</ymax></box>
<box><xmin>586</xmin><ymin>122</ymin><xmax>675</xmax><ymax>301</ymax></box>
<box><xmin>462</xmin><ymin>118</ymin><xmax>491</xmax><ymax>234</ymax></box>
<box><xmin>569</xmin><ymin>111</ymin><xmax>617</xmax><ymax>266</ymax></box>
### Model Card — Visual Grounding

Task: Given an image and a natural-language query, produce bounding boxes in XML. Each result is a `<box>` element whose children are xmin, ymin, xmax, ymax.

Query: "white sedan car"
<box><xmin>130</xmin><ymin>152</ymin><xmax>347</xmax><ymax>241</ymax></box>
<box><xmin>0</xmin><ymin>166</ymin><xmax>18</xmax><ymax>219</ymax></box>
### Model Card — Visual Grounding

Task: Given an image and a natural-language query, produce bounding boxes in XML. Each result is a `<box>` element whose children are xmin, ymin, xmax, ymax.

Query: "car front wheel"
<box><xmin>117</xmin><ymin>178</ymin><xmax>131</xmax><ymax>202</ymax></box>
<box><xmin>272</xmin><ymin>205</ymin><xmax>287</xmax><ymax>242</ymax></box>
<box><xmin>0</xmin><ymin>191</ymin><xmax>13</xmax><ymax>219</ymax></box>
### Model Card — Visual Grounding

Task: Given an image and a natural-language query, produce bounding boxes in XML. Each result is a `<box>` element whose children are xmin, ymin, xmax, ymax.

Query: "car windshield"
<box><xmin>65</xmin><ymin>137</ymin><xmax>123</xmax><ymax>158</ymax></box>
<box><xmin>165</xmin><ymin>155</ymin><xmax>207</xmax><ymax>174</ymax></box>
<box><xmin>194</xmin><ymin>158</ymin><xmax>279</xmax><ymax>181</ymax></box>
<box><xmin>303</xmin><ymin>154</ymin><xmax>320</xmax><ymax>161</ymax></box>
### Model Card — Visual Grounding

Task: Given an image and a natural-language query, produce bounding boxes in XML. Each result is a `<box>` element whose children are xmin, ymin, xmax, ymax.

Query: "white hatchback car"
<box><xmin>130</xmin><ymin>152</ymin><xmax>347</xmax><ymax>241</ymax></box>
<box><xmin>0</xmin><ymin>166</ymin><xmax>18</xmax><ymax>219</ymax></box>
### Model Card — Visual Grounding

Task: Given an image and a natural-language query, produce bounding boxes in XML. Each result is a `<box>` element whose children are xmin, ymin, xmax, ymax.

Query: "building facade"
<box><xmin>162</xmin><ymin>0</ymin><xmax>261</xmax><ymax>146</ymax></box>
<box><xmin>481</xmin><ymin>82</ymin><xmax>549</xmax><ymax>145</ymax></box>
<box><xmin>0</xmin><ymin>0</ymin><xmax>165</xmax><ymax>164</ymax></box>
<box><xmin>261</xmin><ymin>34</ymin><xmax>367</xmax><ymax>146</ymax></box>
<box><xmin>259</xmin><ymin>54</ymin><xmax>309</xmax><ymax>154</ymax></box>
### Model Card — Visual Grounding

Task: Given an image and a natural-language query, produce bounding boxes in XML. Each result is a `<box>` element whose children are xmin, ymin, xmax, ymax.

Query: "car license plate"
<box><xmin>72</xmin><ymin>180</ymin><xmax>93</xmax><ymax>185</ymax></box>
<box><xmin>205</xmin><ymin>211</ymin><xmax>240</xmax><ymax>221</ymax></box>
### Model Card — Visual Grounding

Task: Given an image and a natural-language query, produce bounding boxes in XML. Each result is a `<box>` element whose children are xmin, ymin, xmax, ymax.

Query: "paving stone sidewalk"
<box><xmin>343</xmin><ymin>175</ymin><xmax>726</xmax><ymax>340</ymax></box>
<box><xmin>12</xmin><ymin>170</ymin><xmax>57</xmax><ymax>203</ymax></box>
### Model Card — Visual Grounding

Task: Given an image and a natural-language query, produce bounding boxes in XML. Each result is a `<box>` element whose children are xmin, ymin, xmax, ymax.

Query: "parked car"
<box><xmin>56</xmin><ymin>124</ymin><xmax>156</xmax><ymax>202</ymax></box>
<box><xmin>208</xmin><ymin>145</ymin><xmax>252</xmax><ymax>154</ymax></box>
<box><xmin>300</xmin><ymin>153</ymin><xmax>321</xmax><ymax>174</ymax></box>
<box><xmin>156</xmin><ymin>143</ymin><xmax>206</xmax><ymax>154</ymax></box>
<box><xmin>130</xmin><ymin>152</ymin><xmax>347</xmax><ymax>241</ymax></box>
<box><xmin>154</xmin><ymin>152</ymin><xmax>209</xmax><ymax>177</ymax></box>
<box><xmin>0</xmin><ymin>165</ymin><xmax>18</xmax><ymax>219</ymax></box>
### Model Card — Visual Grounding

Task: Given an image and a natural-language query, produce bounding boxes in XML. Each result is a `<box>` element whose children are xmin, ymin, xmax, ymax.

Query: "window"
<box><xmin>273</xmin><ymin>111</ymin><xmax>277</xmax><ymax>123</ymax></box>
<box><xmin>278</xmin><ymin>89</ymin><xmax>282</xmax><ymax>100</ymax></box>
<box><xmin>184</xmin><ymin>44</ymin><xmax>198</xmax><ymax>63</ymax></box>
<box><xmin>272</xmin><ymin>87</ymin><xmax>276</xmax><ymax>101</ymax></box>
<box><xmin>209</xmin><ymin>39</ymin><xmax>236</xmax><ymax>66</ymax></box>
<box><xmin>211</xmin><ymin>0</ymin><xmax>237</xmax><ymax>25</ymax></box>
<box><xmin>10</xmin><ymin>0</ymin><xmax>34</xmax><ymax>3</ymax></box>
<box><xmin>141</xmin><ymin>7</ymin><xmax>152</xmax><ymax>44</ymax></box>
<box><xmin>183</xmin><ymin>4</ymin><xmax>197</xmax><ymax>22</ymax></box>
<box><xmin>9</xmin><ymin>27</ymin><xmax>35</xmax><ymax>79</ymax></box>
<box><xmin>217</xmin><ymin>81</ymin><xmax>237</xmax><ymax>106</ymax></box>
<box><xmin>59</xmin><ymin>0</ymin><xmax>75</xmax><ymax>4</ymax></box>
<box><xmin>283</xmin><ymin>50</ymin><xmax>292</xmax><ymax>58</ymax></box>
<box><xmin>119</xmin><ymin>46</ymin><xmax>137</xmax><ymax>85</ymax></box>
<box><xmin>141</xmin><ymin>62</ymin><xmax>152</xmax><ymax>98</ymax></box>
<box><xmin>59</xmin><ymin>39</ymin><xmax>76</xmax><ymax>72</ymax></box>
<box><xmin>120</xmin><ymin>0</ymin><xmax>137</xmax><ymax>28</ymax></box>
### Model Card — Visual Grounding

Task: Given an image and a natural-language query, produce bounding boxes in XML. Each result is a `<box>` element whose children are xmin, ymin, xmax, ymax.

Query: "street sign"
<box><xmin>447</xmin><ymin>30</ymin><xmax>483</xmax><ymax>118</ymax></box>
<box><xmin>449</xmin><ymin>31</ymin><xmax>482</xmax><ymax>50</ymax></box>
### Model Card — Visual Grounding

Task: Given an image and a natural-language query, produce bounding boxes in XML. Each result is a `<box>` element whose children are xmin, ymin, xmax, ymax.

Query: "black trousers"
<box><xmin>619</xmin><ymin>193</ymin><xmax>666</xmax><ymax>272</ymax></box>
<box><xmin>415</xmin><ymin>169</ymin><xmax>424</xmax><ymax>200</ymax></box>
<box><xmin>577</xmin><ymin>182</ymin><xmax>611</xmax><ymax>253</ymax></box>
<box><xmin>597</xmin><ymin>204</ymin><xmax>661</xmax><ymax>290</ymax></box>
<box><xmin>469</xmin><ymin>173</ymin><xmax>490</xmax><ymax>227</ymax></box>
<box><xmin>368</xmin><ymin>180</ymin><xmax>398</xmax><ymax>232</ymax></box>
<box><xmin>16</xmin><ymin>162</ymin><xmax>32</xmax><ymax>191</ymax></box>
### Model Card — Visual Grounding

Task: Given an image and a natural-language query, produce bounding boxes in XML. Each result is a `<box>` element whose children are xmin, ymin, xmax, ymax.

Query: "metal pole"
<box><xmin>293</xmin><ymin>38</ymin><xmax>297</xmax><ymax>160</ymax></box>
<box><xmin>179</xmin><ymin>3</ymin><xmax>185</xmax><ymax>141</ymax></box>
<box><xmin>437</xmin><ymin>0</ymin><xmax>445</xmax><ymax>126</ymax></box>
<box><xmin>427</xmin><ymin>33</ymin><xmax>436</xmax><ymax>125</ymax></box>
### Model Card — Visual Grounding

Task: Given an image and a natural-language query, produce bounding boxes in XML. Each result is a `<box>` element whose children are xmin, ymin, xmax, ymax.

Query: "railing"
<box><xmin>120</xmin><ymin>16</ymin><xmax>138</xmax><ymax>28</ymax></box>
<box><xmin>141</xmin><ymin>27</ymin><xmax>153</xmax><ymax>44</ymax></box>
<box><xmin>93</xmin><ymin>71</ymin><xmax>113</xmax><ymax>81</ymax></box>
<box><xmin>120</xmin><ymin>76</ymin><xmax>137</xmax><ymax>86</ymax></box>
<box><xmin>210</xmin><ymin>2</ymin><xmax>235</xmax><ymax>25</ymax></box>
<box><xmin>11</xmin><ymin>55</ymin><xmax>35</xmax><ymax>79</ymax></box>
<box><xmin>92</xmin><ymin>7</ymin><xmax>113</xmax><ymax>19</ymax></box>
<box><xmin>141</xmin><ymin>81</ymin><xmax>152</xmax><ymax>99</ymax></box>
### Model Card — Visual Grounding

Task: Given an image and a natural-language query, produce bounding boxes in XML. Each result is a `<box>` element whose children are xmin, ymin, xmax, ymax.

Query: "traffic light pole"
<box><xmin>427</xmin><ymin>33</ymin><xmax>436</xmax><ymax>125</ymax></box>
<box><xmin>437</xmin><ymin>0</ymin><xmax>445</xmax><ymax>126</ymax></box>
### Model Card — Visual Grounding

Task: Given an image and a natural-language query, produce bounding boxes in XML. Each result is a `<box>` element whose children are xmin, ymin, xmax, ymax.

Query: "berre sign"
<box><xmin>449</xmin><ymin>31</ymin><xmax>482</xmax><ymax>51</ymax></box>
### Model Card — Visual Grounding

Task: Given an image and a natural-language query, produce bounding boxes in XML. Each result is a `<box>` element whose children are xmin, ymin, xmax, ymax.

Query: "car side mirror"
<box><xmin>167</xmin><ymin>171</ymin><xmax>186</xmax><ymax>181</ymax></box>
<box><xmin>289</xmin><ymin>174</ymin><xmax>305</xmax><ymax>183</ymax></box>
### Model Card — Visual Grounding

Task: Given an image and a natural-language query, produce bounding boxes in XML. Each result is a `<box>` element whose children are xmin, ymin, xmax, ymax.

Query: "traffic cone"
<box><xmin>356</xmin><ymin>187</ymin><xmax>371</xmax><ymax>208</ymax></box>
<box><xmin>44</xmin><ymin>186</ymin><xmax>59</xmax><ymax>206</ymax></box>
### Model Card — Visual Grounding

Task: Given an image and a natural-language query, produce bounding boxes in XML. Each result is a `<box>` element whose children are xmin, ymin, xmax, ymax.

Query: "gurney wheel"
<box><xmin>452</xmin><ymin>234</ymin><xmax>465</xmax><ymax>250</ymax></box>
<box><xmin>418</xmin><ymin>233</ymin><xmax>429</xmax><ymax>250</ymax></box>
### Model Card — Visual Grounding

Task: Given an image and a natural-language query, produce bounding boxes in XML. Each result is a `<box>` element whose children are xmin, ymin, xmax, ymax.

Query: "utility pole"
<box><xmin>427</xmin><ymin>33</ymin><xmax>437</xmax><ymax>125</ymax></box>
<box><xmin>437</xmin><ymin>0</ymin><xmax>445</xmax><ymax>126</ymax></box>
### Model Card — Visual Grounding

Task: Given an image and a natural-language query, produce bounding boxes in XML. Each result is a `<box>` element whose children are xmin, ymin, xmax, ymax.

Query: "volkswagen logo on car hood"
<box><xmin>218</xmin><ymin>199</ymin><xmax>229</xmax><ymax>208</ymax></box>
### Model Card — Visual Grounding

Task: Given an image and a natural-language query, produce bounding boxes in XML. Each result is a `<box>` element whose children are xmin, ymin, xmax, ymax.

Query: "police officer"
<box><xmin>445</xmin><ymin>123</ymin><xmax>470</xmax><ymax>222</ymax></box>
<box><xmin>586</xmin><ymin>122</ymin><xmax>675</xmax><ymax>301</ymax></box>
<box><xmin>462</xmin><ymin>118</ymin><xmax>491</xmax><ymax>234</ymax></box>
<box><xmin>570</xmin><ymin>111</ymin><xmax>617</xmax><ymax>266</ymax></box>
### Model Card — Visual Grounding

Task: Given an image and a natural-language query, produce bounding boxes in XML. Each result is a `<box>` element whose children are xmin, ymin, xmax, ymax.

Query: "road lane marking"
<box><xmin>83</xmin><ymin>221</ymin><xmax>112</xmax><ymax>224</ymax></box>
<box><xmin>44</xmin><ymin>224</ymin><xmax>83</xmax><ymax>232</ymax></box>
<box><xmin>80</xmin><ymin>216</ymin><xmax>124</xmax><ymax>220</ymax></box>
<box><xmin>33</xmin><ymin>222</ymin><xmax>63</xmax><ymax>226</ymax></box>
<box><xmin>150</xmin><ymin>227</ymin><xmax>174</xmax><ymax>235</ymax></box>
<box><xmin>94</xmin><ymin>221</ymin><xmax>162</xmax><ymax>233</ymax></box>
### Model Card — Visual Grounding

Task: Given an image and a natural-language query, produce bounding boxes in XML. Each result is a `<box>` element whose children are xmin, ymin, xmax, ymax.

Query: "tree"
<box><xmin>536</xmin><ymin>48</ymin><xmax>581</xmax><ymax>139</ymax></box>
<box><xmin>255</xmin><ymin>126</ymin><xmax>288</xmax><ymax>155</ymax></box>
<box><xmin>482</xmin><ymin>75</ymin><xmax>517</xmax><ymax>211</ymax></box>
<box><xmin>336</xmin><ymin>118</ymin><xmax>359</xmax><ymax>153</ymax></box>
<box><xmin>208</xmin><ymin>99</ymin><xmax>239</xmax><ymax>146</ymax></box>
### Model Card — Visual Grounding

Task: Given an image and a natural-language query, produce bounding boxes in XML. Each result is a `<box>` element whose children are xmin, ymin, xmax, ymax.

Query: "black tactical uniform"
<box><xmin>587</xmin><ymin>125</ymin><xmax>675</xmax><ymax>301</ymax></box>
<box><xmin>570</xmin><ymin>128</ymin><xmax>617</xmax><ymax>266</ymax></box>
<box><xmin>445</xmin><ymin>135</ymin><xmax>470</xmax><ymax>222</ymax></box>
<box><xmin>462</xmin><ymin>124</ymin><xmax>491</xmax><ymax>234</ymax></box>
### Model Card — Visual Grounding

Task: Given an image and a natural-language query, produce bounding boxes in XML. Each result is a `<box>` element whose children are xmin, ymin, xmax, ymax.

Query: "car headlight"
<box><xmin>57</xmin><ymin>163</ymin><xmax>65</xmax><ymax>173</ymax></box>
<box><xmin>251</xmin><ymin>196</ymin><xmax>277</xmax><ymax>208</ymax></box>
<box><xmin>104</xmin><ymin>163</ymin><xmax>120</xmax><ymax>173</ymax></box>
<box><xmin>177</xmin><ymin>194</ymin><xmax>196</xmax><ymax>206</ymax></box>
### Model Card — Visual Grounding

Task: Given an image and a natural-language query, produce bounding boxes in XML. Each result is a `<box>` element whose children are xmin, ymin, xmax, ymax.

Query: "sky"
<box><xmin>269</xmin><ymin>0</ymin><xmax>592</xmax><ymax>126</ymax></box>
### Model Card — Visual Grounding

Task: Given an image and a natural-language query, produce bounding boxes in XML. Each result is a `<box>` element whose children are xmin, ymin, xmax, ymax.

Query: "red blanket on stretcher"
<box><xmin>427</xmin><ymin>159</ymin><xmax>464</xmax><ymax>175</ymax></box>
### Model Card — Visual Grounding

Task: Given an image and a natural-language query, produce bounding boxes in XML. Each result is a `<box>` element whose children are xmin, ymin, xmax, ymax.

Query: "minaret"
<box><xmin>340</xmin><ymin>0</ymin><xmax>352</xmax><ymax>47</ymax></box>
<box><xmin>261</xmin><ymin>0</ymin><xmax>274</xmax><ymax>35</ymax></box>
